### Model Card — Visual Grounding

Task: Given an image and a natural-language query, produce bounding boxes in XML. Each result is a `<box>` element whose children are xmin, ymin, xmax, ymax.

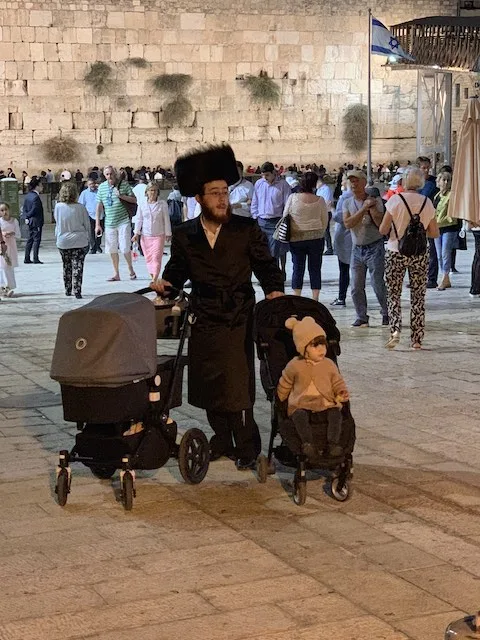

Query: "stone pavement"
<box><xmin>0</xmin><ymin>226</ymin><xmax>479</xmax><ymax>640</ymax></box>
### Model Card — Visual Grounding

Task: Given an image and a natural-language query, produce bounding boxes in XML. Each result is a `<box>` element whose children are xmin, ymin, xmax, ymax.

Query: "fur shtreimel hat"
<box><xmin>285</xmin><ymin>316</ymin><xmax>326</xmax><ymax>356</ymax></box>
<box><xmin>174</xmin><ymin>144</ymin><xmax>239</xmax><ymax>197</ymax></box>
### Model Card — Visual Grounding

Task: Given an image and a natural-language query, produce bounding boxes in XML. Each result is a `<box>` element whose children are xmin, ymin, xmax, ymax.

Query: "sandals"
<box><xmin>385</xmin><ymin>331</ymin><xmax>400</xmax><ymax>350</ymax></box>
<box><xmin>107</xmin><ymin>275</ymin><xmax>120</xmax><ymax>282</ymax></box>
<box><xmin>411</xmin><ymin>343</ymin><xmax>422</xmax><ymax>350</ymax></box>
<box><xmin>129</xmin><ymin>273</ymin><xmax>137</xmax><ymax>280</ymax></box>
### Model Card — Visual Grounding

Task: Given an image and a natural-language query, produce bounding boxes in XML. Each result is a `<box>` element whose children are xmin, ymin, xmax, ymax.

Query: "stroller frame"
<box><xmin>253</xmin><ymin>296</ymin><xmax>354</xmax><ymax>505</ymax></box>
<box><xmin>55</xmin><ymin>288</ymin><xmax>210</xmax><ymax>511</ymax></box>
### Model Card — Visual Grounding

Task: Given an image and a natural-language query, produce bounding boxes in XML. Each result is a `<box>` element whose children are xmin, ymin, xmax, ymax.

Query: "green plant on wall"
<box><xmin>242</xmin><ymin>70</ymin><xmax>280</xmax><ymax>107</ymax></box>
<box><xmin>84</xmin><ymin>61</ymin><xmax>114</xmax><ymax>95</ymax></box>
<box><xmin>40</xmin><ymin>136</ymin><xmax>80</xmax><ymax>163</ymax></box>
<box><xmin>151</xmin><ymin>73</ymin><xmax>194</xmax><ymax>126</ymax></box>
<box><xmin>151</xmin><ymin>73</ymin><xmax>193</xmax><ymax>95</ymax></box>
<box><xmin>126</xmin><ymin>57</ymin><xmax>150</xmax><ymax>69</ymax></box>
<box><xmin>162</xmin><ymin>96</ymin><xmax>193</xmax><ymax>127</ymax></box>
<box><xmin>342</xmin><ymin>103</ymin><xmax>373</xmax><ymax>154</ymax></box>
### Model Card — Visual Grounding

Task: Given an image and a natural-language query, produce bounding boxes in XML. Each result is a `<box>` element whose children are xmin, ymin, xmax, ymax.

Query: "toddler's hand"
<box><xmin>336</xmin><ymin>391</ymin><xmax>349</xmax><ymax>404</ymax></box>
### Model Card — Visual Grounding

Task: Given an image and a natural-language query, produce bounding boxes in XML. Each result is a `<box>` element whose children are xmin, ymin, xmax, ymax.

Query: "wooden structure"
<box><xmin>391</xmin><ymin>17</ymin><xmax>480</xmax><ymax>72</ymax></box>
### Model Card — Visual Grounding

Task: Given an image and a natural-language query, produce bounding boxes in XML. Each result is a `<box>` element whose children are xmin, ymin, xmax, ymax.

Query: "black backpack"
<box><xmin>168</xmin><ymin>198</ymin><xmax>183</xmax><ymax>228</ymax></box>
<box><xmin>392</xmin><ymin>194</ymin><xmax>428</xmax><ymax>257</ymax></box>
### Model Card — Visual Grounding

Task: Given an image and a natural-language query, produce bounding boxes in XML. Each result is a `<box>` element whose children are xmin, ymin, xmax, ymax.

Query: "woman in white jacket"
<box><xmin>132</xmin><ymin>182</ymin><xmax>171</xmax><ymax>283</ymax></box>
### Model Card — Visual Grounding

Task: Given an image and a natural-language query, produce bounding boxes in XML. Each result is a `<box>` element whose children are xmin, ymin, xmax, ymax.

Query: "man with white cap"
<box><xmin>343</xmin><ymin>170</ymin><xmax>388</xmax><ymax>327</ymax></box>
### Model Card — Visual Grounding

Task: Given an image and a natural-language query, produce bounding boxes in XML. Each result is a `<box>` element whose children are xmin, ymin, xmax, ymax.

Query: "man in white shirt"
<box><xmin>229</xmin><ymin>161</ymin><xmax>254</xmax><ymax>217</ymax></box>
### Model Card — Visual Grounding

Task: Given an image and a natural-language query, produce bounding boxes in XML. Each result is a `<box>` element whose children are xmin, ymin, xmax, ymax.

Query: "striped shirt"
<box><xmin>96</xmin><ymin>181</ymin><xmax>134</xmax><ymax>228</ymax></box>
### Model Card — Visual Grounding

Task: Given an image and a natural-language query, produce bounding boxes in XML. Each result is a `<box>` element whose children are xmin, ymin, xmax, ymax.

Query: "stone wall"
<box><xmin>0</xmin><ymin>0</ymin><xmax>462</xmax><ymax>171</ymax></box>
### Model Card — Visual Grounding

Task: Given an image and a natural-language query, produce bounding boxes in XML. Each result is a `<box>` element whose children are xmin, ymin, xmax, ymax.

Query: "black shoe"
<box><xmin>330</xmin><ymin>298</ymin><xmax>346</xmax><ymax>307</ymax></box>
<box><xmin>451</xmin><ymin>267</ymin><xmax>459</xmax><ymax>274</ymax></box>
<box><xmin>65</xmin><ymin>291</ymin><xmax>72</xmax><ymax>297</ymax></box>
<box><xmin>24</xmin><ymin>259</ymin><xmax>32</xmax><ymax>264</ymax></box>
<box><xmin>351</xmin><ymin>317</ymin><xmax>369</xmax><ymax>327</ymax></box>
<box><xmin>426</xmin><ymin>281</ymin><xmax>437</xmax><ymax>289</ymax></box>
<box><xmin>89</xmin><ymin>250</ymin><xmax>96</xmax><ymax>254</ymax></box>
<box><xmin>324</xmin><ymin>249</ymin><xmax>334</xmax><ymax>256</ymax></box>
<box><xmin>97</xmin><ymin>247</ymin><xmax>102</xmax><ymax>253</ymax></box>
<box><xmin>33</xmin><ymin>260</ymin><xmax>43</xmax><ymax>264</ymax></box>
<box><xmin>382</xmin><ymin>314</ymin><xmax>389</xmax><ymax>326</ymax></box>
<box><xmin>235</xmin><ymin>457</ymin><xmax>256</xmax><ymax>470</ymax></box>
<box><xmin>75</xmin><ymin>293</ymin><xmax>82</xmax><ymax>299</ymax></box>
<box><xmin>209</xmin><ymin>448</ymin><xmax>235</xmax><ymax>462</ymax></box>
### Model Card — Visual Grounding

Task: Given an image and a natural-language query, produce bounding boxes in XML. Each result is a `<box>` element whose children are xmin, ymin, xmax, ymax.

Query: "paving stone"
<box><xmin>359</xmin><ymin>540</ymin><xmax>446</xmax><ymax>573</ymax></box>
<box><xmin>299</xmin><ymin>511</ymin><xmax>396</xmax><ymax>548</ymax></box>
<box><xmin>395</xmin><ymin>610</ymin><xmax>467</xmax><ymax>640</ymax></box>
<box><xmin>278</xmin><ymin>592</ymin><xmax>367</xmax><ymax>626</ymax></box>
<box><xmin>78</xmin><ymin>605</ymin><xmax>296</xmax><ymax>640</ymax></box>
<box><xmin>201</xmin><ymin>574</ymin><xmax>329</xmax><ymax>611</ymax></box>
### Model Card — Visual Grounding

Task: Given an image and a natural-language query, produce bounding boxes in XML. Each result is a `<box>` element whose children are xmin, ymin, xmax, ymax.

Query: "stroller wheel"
<box><xmin>90</xmin><ymin>466</ymin><xmax>116</xmax><ymax>480</ymax></box>
<box><xmin>293</xmin><ymin>469</ymin><xmax>307</xmax><ymax>506</ymax></box>
<box><xmin>178</xmin><ymin>428</ymin><xmax>209</xmax><ymax>485</ymax></box>
<box><xmin>331</xmin><ymin>476</ymin><xmax>351</xmax><ymax>502</ymax></box>
<box><xmin>56</xmin><ymin>468</ymin><xmax>69</xmax><ymax>507</ymax></box>
<box><xmin>256</xmin><ymin>454</ymin><xmax>268</xmax><ymax>484</ymax></box>
<box><xmin>122</xmin><ymin>470</ymin><xmax>134</xmax><ymax>511</ymax></box>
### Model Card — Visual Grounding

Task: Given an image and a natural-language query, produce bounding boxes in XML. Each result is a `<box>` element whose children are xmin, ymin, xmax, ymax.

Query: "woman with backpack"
<box><xmin>379</xmin><ymin>166</ymin><xmax>439</xmax><ymax>350</ymax></box>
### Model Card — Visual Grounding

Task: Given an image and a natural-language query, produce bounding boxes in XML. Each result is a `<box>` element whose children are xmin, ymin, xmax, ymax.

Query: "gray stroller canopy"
<box><xmin>50</xmin><ymin>293</ymin><xmax>157</xmax><ymax>387</ymax></box>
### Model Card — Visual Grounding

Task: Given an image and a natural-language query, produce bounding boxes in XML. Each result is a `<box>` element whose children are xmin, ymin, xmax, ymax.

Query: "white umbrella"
<box><xmin>450</xmin><ymin>96</ymin><xmax>480</xmax><ymax>225</ymax></box>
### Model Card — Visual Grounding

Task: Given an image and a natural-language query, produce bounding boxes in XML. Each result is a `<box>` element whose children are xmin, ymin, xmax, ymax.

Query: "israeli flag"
<box><xmin>371</xmin><ymin>17</ymin><xmax>415</xmax><ymax>61</ymax></box>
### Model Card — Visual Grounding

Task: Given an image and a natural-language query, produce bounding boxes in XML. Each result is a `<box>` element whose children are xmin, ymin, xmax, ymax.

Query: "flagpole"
<box><xmin>367</xmin><ymin>7</ymin><xmax>372</xmax><ymax>184</ymax></box>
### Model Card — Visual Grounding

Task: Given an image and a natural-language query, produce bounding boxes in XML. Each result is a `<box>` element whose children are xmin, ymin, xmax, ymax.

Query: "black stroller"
<box><xmin>253</xmin><ymin>296</ymin><xmax>355</xmax><ymax>505</ymax></box>
<box><xmin>50</xmin><ymin>288</ymin><xmax>209</xmax><ymax>510</ymax></box>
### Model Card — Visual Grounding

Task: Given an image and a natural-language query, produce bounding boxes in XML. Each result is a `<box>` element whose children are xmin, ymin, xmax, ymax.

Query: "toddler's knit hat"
<box><xmin>285</xmin><ymin>316</ymin><xmax>326</xmax><ymax>356</ymax></box>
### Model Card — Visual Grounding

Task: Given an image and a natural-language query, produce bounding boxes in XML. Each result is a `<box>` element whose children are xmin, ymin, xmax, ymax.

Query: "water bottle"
<box><xmin>132</xmin><ymin>241</ymin><xmax>139</xmax><ymax>262</ymax></box>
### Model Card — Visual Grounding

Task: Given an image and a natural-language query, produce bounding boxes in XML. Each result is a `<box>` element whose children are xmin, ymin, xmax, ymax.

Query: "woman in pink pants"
<box><xmin>132</xmin><ymin>182</ymin><xmax>171</xmax><ymax>283</ymax></box>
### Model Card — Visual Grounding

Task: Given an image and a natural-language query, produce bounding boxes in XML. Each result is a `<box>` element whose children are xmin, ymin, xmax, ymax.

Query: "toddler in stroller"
<box><xmin>277</xmin><ymin>316</ymin><xmax>349</xmax><ymax>460</ymax></box>
<box><xmin>253</xmin><ymin>295</ymin><xmax>355</xmax><ymax>505</ymax></box>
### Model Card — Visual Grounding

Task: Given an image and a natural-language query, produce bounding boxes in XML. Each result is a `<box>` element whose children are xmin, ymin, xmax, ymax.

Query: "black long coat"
<box><xmin>163</xmin><ymin>215</ymin><xmax>284</xmax><ymax>412</ymax></box>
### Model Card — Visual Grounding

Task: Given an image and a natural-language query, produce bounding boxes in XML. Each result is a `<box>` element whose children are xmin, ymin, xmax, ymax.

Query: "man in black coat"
<box><xmin>23</xmin><ymin>176</ymin><xmax>45</xmax><ymax>264</ymax></box>
<box><xmin>153</xmin><ymin>145</ymin><xmax>284</xmax><ymax>469</ymax></box>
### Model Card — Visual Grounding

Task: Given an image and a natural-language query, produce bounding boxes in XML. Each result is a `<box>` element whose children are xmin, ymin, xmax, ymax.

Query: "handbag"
<box><xmin>118</xmin><ymin>181</ymin><xmax>137</xmax><ymax>219</ymax></box>
<box><xmin>273</xmin><ymin>214</ymin><xmax>291</xmax><ymax>242</ymax></box>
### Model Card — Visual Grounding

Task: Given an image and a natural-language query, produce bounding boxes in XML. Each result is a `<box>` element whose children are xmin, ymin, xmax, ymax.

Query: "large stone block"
<box><xmin>23</xmin><ymin>112</ymin><xmax>51</xmax><ymax>130</ymax></box>
<box><xmin>15</xmin><ymin>130</ymin><xmax>34</xmax><ymax>145</ymax></box>
<box><xmin>6</xmin><ymin>80</ymin><xmax>27</xmax><ymax>96</ymax></box>
<box><xmin>128</xmin><ymin>127</ymin><xmax>167</xmax><ymax>143</ymax></box>
<box><xmin>180</xmin><ymin>13</ymin><xmax>205</xmax><ymax>30</ymax></box>
<box><xmin>132</xmin><ymin>112</ymin><xmax>159</xmax><ymax>128</ymax></box>
<box><xmin>167</xmin><ymin>127</ymin><xmax>203</xmax><ymax>142</ymax></box>
<box><xmin>107</xmin><ymin>13</ymin><xmax>125</xmax><ymax>29</ymax></box>
<box><xmin>76</xmin><ymin>28</ymin><xmax>93</xmax><ymax>44</ymax></box>
<box><xmin>112</xmin><ymin>129</ymin><xmax>129</xmax><ymax>144</ymax></box>
<box><xmin>73</xmin><ymin>112</ymin><xmax>105</xmax><ymax>129</ymax></box>
<box><xmin>67</xmin><ymin>129</ymin><xmax>97</xmax><ymax>144</ymax></box>
<box><xmin>243</xmin><ymin>31</ymin><xmax>270</xmax><ymax>44</ymax></box>
<box><xmin>33</xmin><ymin>129</ymin><xmax>55</xmax><ymax>144</ymax></box>
<box><xmin>29</xmin><ymin>10</ymin><xmax>52</xmax><ymax>28</ymax></box>
<box><xmin>5</xmin><ymin>62</ymin><xmax>17</xmax><ymax>80</ymax></box>
<box><xmin>124</xmin><ymin>12</ymin><xmax>146</xmax><ymax>30</ymax></box>
<box><xmin>111</xmin><ymin>112</ymin><xmax>133</xmax><ymax>129</ymax></box>
<box><xmin>0</xmin><ymin>111</ymin><xmax>10</xmax><ymax>130</ymax></box>
<box><xmin>43</xmin><ymin>44</ymin><xmax>59</xmax><ymax>62</ymax></box>
<box><xmin>99</xmin><ymin>128</ymin><xmax>113</xmax><ymax>144</ymax></box>
<box><xmin>0</xmin><ymin>43</ymin><xmax>14</xmax><ymax>61</ymax></box>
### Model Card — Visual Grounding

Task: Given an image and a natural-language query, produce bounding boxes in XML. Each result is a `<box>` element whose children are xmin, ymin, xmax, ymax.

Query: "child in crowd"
<box><xmin>0</xmin><ymin>202</ymin><xmax>20</xmax><ymax>297</ymax></box>
<box><xmin>277</xmin><ymin>316</ymin><xmax>349</xmax><ymax>458</ymax></box>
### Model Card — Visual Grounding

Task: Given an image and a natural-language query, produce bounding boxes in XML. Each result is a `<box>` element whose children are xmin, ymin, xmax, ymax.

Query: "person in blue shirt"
<box><xmin>416</xmin><ymin>156</ymin><xmax>439</xmax><ymax>288</ymax></box>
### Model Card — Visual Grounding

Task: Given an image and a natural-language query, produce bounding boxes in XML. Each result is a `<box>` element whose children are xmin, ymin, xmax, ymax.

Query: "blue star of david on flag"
<box><xmin>371</xmin><ymin>17</ymin><xmax>415</xmax><ymax>61</ymax></box>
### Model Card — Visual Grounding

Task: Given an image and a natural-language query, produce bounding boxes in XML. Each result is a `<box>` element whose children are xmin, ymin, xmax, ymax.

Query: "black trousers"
<box><xmin>89</xmin><ymin>218</ymin><xmax>104</xmax><ymax>253</ymax></box>
<box><xmin>324</xmin><ymin>212</ymin><xmax>333</xmax><ymax>252</ymax></box>
<box><xmin>24</xmin><ymin>224</ymin><xmax>42</xmax><ymax>262</ymax></box>
<box><xmin>427</xmin><ymin>237</ymin><xmax>438</xmax><ymax>284</ymax></box>
<box><xmin>207</xmin><ymin>409</ymin><xmax>259</xmax><ymax>460</ymax></box>
<box><xmin>338</xmin><ymin>259</ymin><xmax>350</xmax><ymax>301</ymax></box>
<box><xmin>471</xmin><ymin>230</ymin><xmax>480</xmax><ymax>295</ymax></box>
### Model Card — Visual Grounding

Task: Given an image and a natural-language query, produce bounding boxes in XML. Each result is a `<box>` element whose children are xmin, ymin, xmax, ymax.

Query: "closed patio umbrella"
<box><xmin>450</xmin><ymin>96</ymin><xmax>480</xmax><ymax>225</ymax></box>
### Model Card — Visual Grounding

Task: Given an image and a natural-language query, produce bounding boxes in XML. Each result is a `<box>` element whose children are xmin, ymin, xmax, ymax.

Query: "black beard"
<box><xmin>200</xmin><ymin>200</ymin><xmax>232</xmax><ymax>224</ymax></box>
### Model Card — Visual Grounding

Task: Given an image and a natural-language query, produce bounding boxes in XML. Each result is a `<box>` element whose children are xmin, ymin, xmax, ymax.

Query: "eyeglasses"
<box><xmin>310</xmin><ymin>336</ymin><xmax>327</xmax><ymax>347</ymax></box>
<box><xmin>204</xmin><ymin>189</ymin><xmax>229</xmax><ymax>199</ymax></box>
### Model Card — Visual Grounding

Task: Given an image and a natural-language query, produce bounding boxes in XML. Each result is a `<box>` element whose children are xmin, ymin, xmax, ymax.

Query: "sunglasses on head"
<box><xmin>309</xmin><ymin>336</ymin><xmax>327</xmax><ymax>347</ymax></box>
